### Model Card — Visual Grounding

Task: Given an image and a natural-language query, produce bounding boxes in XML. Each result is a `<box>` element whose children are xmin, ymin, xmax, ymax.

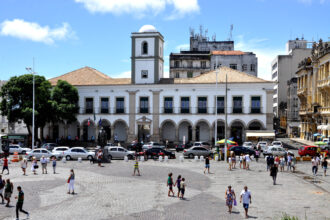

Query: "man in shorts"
<box><xmin>240</xmin><ymin>186</ymin><xmax>252</xmax><ymax>218</ymax></box>
<box><xmin>4</xmin><ymin>178</ymin><xmax>13</xmax><ymax>207</ymax></box>
<box><xmin>2</xmin><ymin>157</ymin><xmax>9</xmax><ymax>175</ymax></box>
<box><xmin>204</xmin><ymin>156</ymin><xmax>210</xmax><ymax>174</ymax></box>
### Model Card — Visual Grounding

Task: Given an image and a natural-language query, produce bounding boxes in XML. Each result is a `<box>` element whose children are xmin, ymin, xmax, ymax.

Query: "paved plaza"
<box><xmin>1</xmin><ymin>156</ymin><xmax>330</xmax><ymax>220</ymax></box>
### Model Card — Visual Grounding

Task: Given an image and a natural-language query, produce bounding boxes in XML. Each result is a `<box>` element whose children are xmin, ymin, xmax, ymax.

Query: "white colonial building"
<box><xmin>47</xmin><ymin>25</ymin><xmax>274</xmax><ymax>145</ymax></box>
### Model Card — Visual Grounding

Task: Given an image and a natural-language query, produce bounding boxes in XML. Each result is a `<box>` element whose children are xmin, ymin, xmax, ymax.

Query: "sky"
<box><xmin>0</xmin><ymin>0</ymin><xmax>329</xmax><ymax>81</ymax></box>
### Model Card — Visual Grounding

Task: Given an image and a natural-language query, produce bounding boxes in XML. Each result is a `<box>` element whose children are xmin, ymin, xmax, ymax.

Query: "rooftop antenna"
<box><xmin>212</xmin><ymin>33</ymin><xmax>216</xmax><ymax>41</ymax></box>
<box><xmin>302</xmin><ymin>34</ymin><xmax>304</xmax><ymax>40</ymax></box>
<box><xmin>228</xmin><ymin>24</ymin><xmax>233</xmax><ymax>41</ymax></box>
<box><xmin>189</xmin><ymin>27</ymin><xmax>195</xmax><ymax>37</ymax></box>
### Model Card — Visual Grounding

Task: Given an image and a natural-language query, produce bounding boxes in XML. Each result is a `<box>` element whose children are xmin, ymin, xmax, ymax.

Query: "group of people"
<box><xmin>0</xmin><ymin>175</ymin><xmax>29</xmax><ymax>220</ymax></box>
<box><xmin>167</xmin><ymin>173</ymin><xmax>186</xmax><ymax>200</ymax></box>
<box><xmin>227</xmin><ymin>153</ymin><xmax>252</xmax><ymax>171</ymax></box>
<box><xmin>225</xmin><ymin>185</ymin><xmax>252</xmax><ymax>219</ymax></box>
<box><xmin>312</xmin><ymin>155</ymin><xmax>328</xmax><ymax>176</ymax></box>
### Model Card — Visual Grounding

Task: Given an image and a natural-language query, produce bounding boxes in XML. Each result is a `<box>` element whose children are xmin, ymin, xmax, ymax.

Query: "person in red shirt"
<box><xmin>1</xmin><ymin>157</ymin><xmax>9</xmax><ymax>175</ymax></box>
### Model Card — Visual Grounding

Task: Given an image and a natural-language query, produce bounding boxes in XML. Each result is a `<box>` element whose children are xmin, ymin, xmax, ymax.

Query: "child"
<box><xmin>180</xmin><ymin>178</ymin><xmax>186</xmax><ymax>199</ymax></box>
<box><xmin>239</xmin><ymin>154</ymin><xmax>243</xmax><ymax>169</ymax></box>
<box><xmin>52</xmin><ymin>157</ymin><xmax>57</xmax><ymax>174</ymax></box>
<box><xmin>228</xmin><ymin>156</ymin><xmax>232</xmax><ymax>171</ymax></box>
<box><xmin>174</xmin><ymin>175</ymin><xmax>181</xmax><ymax>198</ymax></box>
<box><xmin>167</xmin><ymin>173</ymin><xmax>175</xmax><ymax>197</ymax></box>
<box><xmin>133</xmin><ymin>159</ymin><xmax>140</xmax><ymax>176</ymax></box>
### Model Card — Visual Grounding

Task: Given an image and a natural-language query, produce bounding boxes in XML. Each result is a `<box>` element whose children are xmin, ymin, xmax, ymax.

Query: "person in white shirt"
<box><xmin>40</xmin><ymin>156</ymin><xmax>48</xmax><ymax>174</ymax></box>
<box><xmin>240</xmin><ymin>186</ymin><xmax>252</xmax><ymax>218</ymax></box>
<box><xmin>312</xmin><ymin>156</ymin><xmax>320</xmax><ymax>175</ymax></box>
<box><xmin>245</xmin><ymin>154</ymin><xmax>251</xmax><ymax>170</ymax></box>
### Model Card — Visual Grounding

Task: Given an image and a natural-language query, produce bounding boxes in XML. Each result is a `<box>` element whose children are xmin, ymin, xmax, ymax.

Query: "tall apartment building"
<box><xmin>170</xmin><ymin>28</ymin><xmax>257</xmax><ymax>78</ymax></box>
<box><xmin>271</xmin><ymin>38</ymin><xmax>312</xmax><ymax>132</ymax></box>
<box><xmin>286</xmin><ymin>77</ymin><xmax>300</xmax><ymax>137</ymax></box>
<box><xmin>297</xmin><ymin>39</ymin><xmax>330</xmax><ymax>141</ymax></box>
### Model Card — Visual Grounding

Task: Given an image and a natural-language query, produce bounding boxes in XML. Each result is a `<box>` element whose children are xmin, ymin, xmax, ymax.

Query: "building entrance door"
<box><xmin>138</xmin><ymin>124</ymin><xmax>150</xmax><ymax>143</ymax></box>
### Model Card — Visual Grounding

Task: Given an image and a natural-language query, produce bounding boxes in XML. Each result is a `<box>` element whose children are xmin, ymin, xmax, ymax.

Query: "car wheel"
<box><xmin>22</xmin><ymin>151</ymin><xmax>26</xmax><ymax>154</ymax></box>
<box><xmin>188</xmin><ymin>153</ymin><xmax>194</xmax><ymax>159</ymax></box>
<box><xmin>66</xmin><ymin>155</ymin><xmax>72</xmax><ymax>161</ymax></box>
<box><xmin>127</xmin><ymin>155</ymin><xmax>133</xmax><ymax>160</ymax></box>
<box><xmin>87</xmin><ymin>155</ymin><xmax>93</xmax><ymax>161</ymax></box>
<box><xmin>108</xmin><ymin>155</ymin><xmax>112</xmax><ymax>160</ymax></box>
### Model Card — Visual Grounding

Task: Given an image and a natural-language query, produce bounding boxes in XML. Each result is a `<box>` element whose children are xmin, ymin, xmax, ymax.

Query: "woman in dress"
<box><xmin>225</xmin><ymin>185</ymin><xmax>236</xmax><ymax>214</ymax></box>
<box><xmin>31</xmin><ymin>158</ymin><xmax>37</xmax><ymax>175</ymax></box>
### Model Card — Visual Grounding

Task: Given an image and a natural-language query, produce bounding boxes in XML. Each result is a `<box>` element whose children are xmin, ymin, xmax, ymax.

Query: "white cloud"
<box><xmin>235</xmin><ymin>35</ymin><xmax>285</xmax><ymax>80</ymax></box>
<box><xmin>298</xmin><ymin>0</ymin><xmax>328</xmax><ymax>4</ymax></box>
<box><xmin>114</xmin><ymin>70</ymin><xmax>131</xmax><ymax>78</ymax></box>
<box><xmin>0</xmin><ymin>19</ymin><xmax>73</xmax><ymax>44</ymax></box>
<box><xmin>74</xmin><ymin>0</ymin><xmax>199</xmax><ymax>18</ymax></box>
<box><xmin>175</xmin><ymin>43</ymin><xmax>189</xmax><ymax>52</ymax></box>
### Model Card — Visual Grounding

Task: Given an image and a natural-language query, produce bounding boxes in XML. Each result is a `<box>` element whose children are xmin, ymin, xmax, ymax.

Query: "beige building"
<box><xmin>297</xmin><ymin>39</ymin><xmax>330</xmax><ymax>140</ymax></box>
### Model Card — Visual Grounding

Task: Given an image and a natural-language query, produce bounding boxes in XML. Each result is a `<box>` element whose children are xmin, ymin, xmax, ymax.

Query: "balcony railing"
<box><xmin>100</xmin><ymin>108</ymin><xmax>109</xmax><ymax>114</ymax></box>
<box><xmin>85</xmin><ymin>108</ymin><xmax>93</xmax><ymax>114</ymax></box>
<box><xmin>170</xmin><ymin>66</ymin><xmax>210</xmax><ymax>70</ymax></box>
<box><xmin>317</xmin><ymin>77</ymin><xmax>330</xmax><ymax>88</ymax></box>
<box><xmin>297</xmin><ymin>87</ymin><xmax>307</xmax><ymax>95</ymax></box>
<box><xmin>319</xmin><ymin>107</ymin><xmax>330</xmax><ymax>114</ymax></box>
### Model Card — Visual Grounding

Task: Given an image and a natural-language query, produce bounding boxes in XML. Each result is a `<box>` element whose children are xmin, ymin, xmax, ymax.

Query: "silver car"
<box><xmin>9</xmin><ymin>145</ymin><xmax>31</xmax><ymax>154</ymax></box>
<box><xmin>63</xmin><ymin>147</ymin><xmax>95</xmax><ymax>160</ymax></box>
<box><xmin>142</xmin><ymin>142</ymin><xmax>165</xmax><ymax>151</ymax></box>
<box><xmin>263</xmin><ymin>146</ymin><xmax>286</xmax><ymax>156</ymax></box>
<box><xmin>108</xmin><ymin>147</ymin><xmax>135</xmax><ymax>160</ymax></box>
<box><xmin>183</xmin><ymin>146</ymin><xmax>213</xmax><ymax>158</ymax></box>
<box><xmin>27</xmin><ymin>148</ymin><xmax>58</xmax><ymax>160</ymax></box>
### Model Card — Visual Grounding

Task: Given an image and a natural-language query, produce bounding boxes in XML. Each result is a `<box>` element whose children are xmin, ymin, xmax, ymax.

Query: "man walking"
<box><xmin>4</xmin><ymin>179</ymin><xmax>13</xmax><ymax>207</ymax></box>
<box><xmin>2</xmin><ymin>157</ymin><xmax>9</xmax><ymax>175</ymax></box>
<box><xmin>40</xmin><ymin>156</ymin><xmax>48</xmax><ymax>174</ymax></box>
<box><xmin>270</xmin><ymin>164</ymin><xmax>278</xmax><ymax>185</ymax></box>
<box><xmin>15</xmin><ymin>186</ymin><xmax>29</xmax><ymax>220</ymax></box>
<box><xmin>312</xmin><ymin>156</ymin><xmax>320</xmax><ymax>176</ymax></box>
<box><xmin>240</xmin><ymin>186</ymin><xmax>252</xmax><ymax>219</ymax></box>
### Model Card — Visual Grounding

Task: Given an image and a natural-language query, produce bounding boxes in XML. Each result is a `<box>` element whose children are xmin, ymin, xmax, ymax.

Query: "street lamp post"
<box><xmin>26</xmin><ymin>59</ymin><xmax>35</xmax><ymax>149</ymax></box>
<box><xmin>214</xmin><ymin>60</ymin><xmax>219</xmax><ymax>160</ymax></box>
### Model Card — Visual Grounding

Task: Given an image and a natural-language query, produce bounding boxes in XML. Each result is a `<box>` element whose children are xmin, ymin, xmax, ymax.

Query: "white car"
<box><xmin>271</xmin><ymin>141</ymin><xmax>283</xmax><ymax>148</ymax></box>
<box><xmin>243</xmin><ymin>142</ymin><xmax>254</xmax><ymax>149</ymax></box>
<box><xmin>108</xmin><ymin>147</ymin><xmax>135</xmax><ymax>160</ymax></box>
<box><xmin>26</xmin><ymin>148</ymin><xmax>58</xmax><ymax>160</ymax></box>
<box><xmin>9</xmin><ymin>144</ymin><xmax>31</xmax><ymax>154</ymax></box>
<box><xmin>63</xmin><ymin>147</ymin><xmax>95</xmax><ymax>160</ymax></box>
<box><xmin>263</xmin><ymin>146</ymin><xmax>286</xmax><ymax>156</ymax></box>
<box><xmin>142</xmin><ymin>142</ymin><xmax>165</xmax><ymax>151</ymax></box>
<box><xmin>52</xmin><ymin>147</ymin><xmax>70</xmax><ymax>157</ymax></box>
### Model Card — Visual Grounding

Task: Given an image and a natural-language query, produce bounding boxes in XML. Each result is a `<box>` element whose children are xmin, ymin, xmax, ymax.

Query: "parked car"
<box><xmin>41</xmin><ymin>143</ymin><xmax>58</xmax><ymax>151</ymax></box>
<box><xmin>142</xmin><ymin>147</ymin><xmax>176</xmax><ymax>159</ymax></box>
<box><xmin>263</xmin><ymin>146</ymin><xmax>286</xmax><ymax>156</ymax></box>
<box><xmin>142</xmin><ymin>142</ymin><xmax>165</xmax><ymax>151</ymax></box>
<box><xmin>128</xmin><ymin>142</ymin><xmax>143</xmax><ymax>152</ymax></box>
<box><xmin>52</xmin><ymin>147</ymin><xmax>70</xmax><ymax>157</ymax></box>
<box><xmin>298</xmin><ymin>146</ymin><xmax>319</xmax><ymax>157</ymax></box>
<box><xmin>9</xmin><ymin>144</ymin><xmax>31</xmax><ymax>154</ymax></box>
<box><xmin>108</xmin><ymin>146</ymin><xmax>135</xmax><ymax>160</ymax></box>
<box><xmin>175</xmin><ymin>144</ymin><xmax>190</xmax><ymax>152</ymax></box>
<box><xmin>242</xmin><ymin>142</ymin><xmax>254</xmax><ymax>149</ymax></box>
<box><xmin>183</xmin><ymin>147</ymin><xmax>213</xmax><ymax>158</ymax></box>
<box><xmin>63</xmin><ymin>147</ymin><xmax>95</xmax><ymax>160</ymax></box>
<box><xmin>271</xmin><ymin>141</ymin><xmax>283</xmax><ymax>148</ymax></box>
<box><xmin>229</xmin><ymin>146</ymin><xmax>256</xmax><ymax>156</ymax></box>
<box><xmin>193</xmin><ymin>142</ymin><xmax>211</xmax><ymax>149</ymax></box>
<box><xmin>26</xmin><ymin>148</ymin><xmax>59</xmax><ymax>160</ymax></box>
<box><xmin>256</xmin><ymin>142</ymin><xmax>268</xmax><ymax>152</ymax></box>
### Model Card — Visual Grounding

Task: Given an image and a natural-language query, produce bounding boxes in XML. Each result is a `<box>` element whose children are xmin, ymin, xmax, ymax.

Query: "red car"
<box><xmin>298</xmin><ymin>146</ymin><xmax>319</xmax><ymax>157</ymax></box>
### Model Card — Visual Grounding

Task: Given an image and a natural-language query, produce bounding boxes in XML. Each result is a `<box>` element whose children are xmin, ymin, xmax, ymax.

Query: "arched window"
<box><xmin>142</xmin><ymin>42</ymin><xmax>148</xmax><ymax>55</ymax></box>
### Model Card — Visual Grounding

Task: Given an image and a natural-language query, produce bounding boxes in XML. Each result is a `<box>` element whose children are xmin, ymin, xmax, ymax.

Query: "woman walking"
<box><xmin>67</xmin><ymin>169</ymin><xmax>75</xmax><ymax>194</ymax></box>
<box><xmin>4</xmin><ymin>179</ymin><xmax>13</xmax><ymax>207</ymax></box>
<box><xmin>52</xmin><ymin>157</ymin><xmax>57</xmax><ymax>174</ymax></box>
<box><xmin>31</xmin><ymin>158</ymin><xmax>38</xmax><ymax>175</ymax></box>
<box><xmin>174</xmin><ymin>175</ymin><xmax>181</xmax><ymax>198</ymax></box>
<box><xmin>225</xmin><ymin>185</ymin><xmax>236</xmax><ymax>214</ymax></box>
<box><xmin>167</xmin><ymin>173</ymin><xmax>175</xmax><ymax>197</ymax></box>
<box><xmin>21</xmin><ymin>158</ymin><xmax>27</xmax><ymax>175</ymax></box>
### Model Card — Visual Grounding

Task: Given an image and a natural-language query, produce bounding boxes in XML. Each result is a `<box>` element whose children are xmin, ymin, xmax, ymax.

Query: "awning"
<box><xmin>324</xmin><ymin>125</ymin><xmax>330</xmax><ymax>130</ymax></box>
<box><xmin>246</xmin><ymin>131</ymin><xmax>275</xmax><ymax>137</ymax></box>
<box><xmin>317</xmin><ymin>125</ymin><xmax>323</xmax><ymax>130</ymax></box>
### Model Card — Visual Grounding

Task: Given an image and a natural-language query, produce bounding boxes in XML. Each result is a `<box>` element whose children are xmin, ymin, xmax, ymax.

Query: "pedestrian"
<box><xmin>21</xmin><ymin>158</ymin><xmax>27</xmax><ymax>176</ymax></box>
<box><xmin>67</xmin><ymin>169</ymin><xmax>75</xmax><ymax>194</ymax></box>
<box><xmin>312</xmin><ymin>156</ymin><xmax>320</xmax><ymax>176</ymax></box>
<box><xmin>4</xmin><ymin>178</ymin><xmax>13</xmax><ymax>207</ymax></box>
<box><xmin>321</xmin><ymin>158</ymin><xmax>328</xmax><ymax>177</ymax></box>
<box><xmin>204</xmin><ymin>156</ymin><xmax>211</xmax><ymax>174</ymax></box>
<box><xmin>97</xmin><ymin>149</ymin><xmax>103</xmax><ymax>167</ymax></box>
<box><xmin>232</xmin><ymin>152</ymin><xmax>236</xmax><ymax>168</ymax></box>
<box><xmin>133</xmin><ymin>158</ymin><xmax>140</xmax><ymax>176</ymax></box>
<box><xmin>180</xmin><ymin>178</ymin><xmax>186</xmax><ymax>199</ymax></box>
<box><xmin>228</xmin><ymin>156</ymin><xmax>232</xmax><ymax>171</ymax></box>
<box><xmin>2</xmin><ymin>157</ymin><xmax>9</xmax><ymax>175</ymax></box>
<box><xmin>287</xmin><ymin>154</ymin><xmax>292</xmax><ymax>171</ymax></box>
<box><xmin>280</xmin><ymin>156</ymin><xmax>285</xmax><ymax>172</ymax></box>
<box><xmin>284</xmin><ymin>149</ymin><xmax>289</xmax><ymax>165</ymax></box>
<box><xmin>225</xmin><ymin>185</ymin><xmax>236</xmax><ymax>214</ymax></box>
<box><xmin>274</xmin><ymin>156</ymin><xmax>280</xmax><ymax>167</ymax></box>
<box><xmin>255</xmin><ymin>150</ymin><xmax>259</xmax><ymax>162</ymax></box>
<box><xmin>270</xmin><ymin>164</ymin><xmax>278</xmax><ymax>185</ymax></box>
<box><xmin>245</xmin><ymin>154</ymin><xmax>251</xmax><ymax>170</ymax></box>
<box><xmin>291</xmin><ymin>156</ymin><xmax>296</xmax><ymax>172</ymax></box>
<box><xmin>31</xmin><ymin>158</ymin><xmax>38</xmax><ymax>175</ymax></box>
<box><xmin>0</xmin><ymin>175</ymin><xmax>5</xmax><ymax>204</ymax></box>
<box><xmin>40</xmin><ymin>156</ymin><xmax>48</xmax><ymax>174</ymax></box>
<box><xmin>240</xmin><ymin>186</ymin><xmax>252</xmax><ymax>219</ymax></box>
<box><xmin>174</xmin><ymin>175</ymin><xmax>181</xmax><ymax>198</ymax></box>
<box><xmin>167</xmin><ymin>173</ymin><xmax>175</xmax><ymax>197</ymax></box>
<box><xmin>242</xmin><ymin>154</ymin><xmax>246</xmax><ymax>169</ymax></box>
<box><xmin>52</xmin><ymin>157</ymin><xmax>57</xmax><ymax>174</ymax></box>
<box><xmin>239</xmin><ymin>154</ymin><xmax>243</xmax><ymax>169</ymax></box>
<box><xmin>15</xmin><ymin>186</ymin><xmax>29</xmax><ymax>220</ymax></box>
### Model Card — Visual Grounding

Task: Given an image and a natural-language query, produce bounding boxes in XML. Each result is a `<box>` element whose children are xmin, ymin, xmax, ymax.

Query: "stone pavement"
<box><xmin>0</xmin><ymin>156</ymin><xmax>330</xmax><ymax>220</ymax></box>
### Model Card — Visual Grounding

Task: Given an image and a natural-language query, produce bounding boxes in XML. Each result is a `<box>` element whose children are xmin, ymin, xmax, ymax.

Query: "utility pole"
<box><xmin>224</xmin><ymin>73</ymin><xmax>228</xmax><ymax>161</ymax></box>
<box><xmin>26</xmin><ymin>58</ymin><xmax>35</xmax><ymax>149</ymax></box>
<box><xmin>215</xmin><ymin>59</ymin><xmax>219</xmax><ymax>160</ymax></box>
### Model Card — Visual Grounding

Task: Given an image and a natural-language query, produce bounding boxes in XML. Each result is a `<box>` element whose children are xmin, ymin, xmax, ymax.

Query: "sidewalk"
<box><xmin>290</xmin><ymin>137</ymin><xmax>315</xmax><ymax>146</ymax></box>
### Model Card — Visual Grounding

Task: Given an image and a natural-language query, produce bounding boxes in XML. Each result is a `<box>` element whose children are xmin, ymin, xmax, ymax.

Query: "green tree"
<box><xmin>0</xmin><ymin>74</ymin><xmax>52</xmax><ymax>141</ymax></box>
<box><xmin>51</xmin><ymin>80</ymin><xmax>79</xmax><ymax>124</ymax></box>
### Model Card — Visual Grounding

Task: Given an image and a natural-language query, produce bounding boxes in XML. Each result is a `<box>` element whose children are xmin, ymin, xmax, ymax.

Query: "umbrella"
<box><xmin>216</xmin><ymin>139</ymin><xmax>236</xmax><ymax>144</ymax></box>
<box><xmin>314</xmin><ymin>141</ymin><xmax>326</xmax><ymax>145</ymax></box>
<box><xmin>313</xmin><ymin>133</ymin><xmax>322</xmax><ymax>137</ymax></box>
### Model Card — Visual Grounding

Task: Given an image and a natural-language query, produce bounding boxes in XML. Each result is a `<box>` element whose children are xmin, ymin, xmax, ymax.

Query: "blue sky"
<box><xmin>0</xmin><ymin>0</ymin><xmax>329</xmax><ymax>81</ymax></box>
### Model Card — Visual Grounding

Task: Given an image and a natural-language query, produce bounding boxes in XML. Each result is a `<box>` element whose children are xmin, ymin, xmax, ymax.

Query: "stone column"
<box><xmin>110</xmin><ymin>125</ymin><xmax>114</xmax><ymax>141</ymax></box>
<box><xmin>175</xmin><ymin>127</ymin><xmax>179</xmax><ymax>144</ymax></box>
<box><xmin>80</xmin><ymin>126</ymin><xmax>84</xmax><ymax>140</ymax></box>
<box><xmin>209</xmin><ymin>126</ymin><xmax>213</xmax><ymax>143</ymax></box>
<box><xmin>127</xmin><ymin>91</ymin><xmax>138</xmax><ymax>142</ymax></box>
<box><xmin>192</xmin><ymin>127</ymin><xmax>196</xmax><ymax>142</ymax></box>
<box><xmin>152</xmin><ymin>91</ymin><xmax>161</xmax><ymax>142</ymax></box>
<box><xmin>265</xmin><ymin>89</ymin><xmax>273</xmax><ymax>130</ymax></box>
